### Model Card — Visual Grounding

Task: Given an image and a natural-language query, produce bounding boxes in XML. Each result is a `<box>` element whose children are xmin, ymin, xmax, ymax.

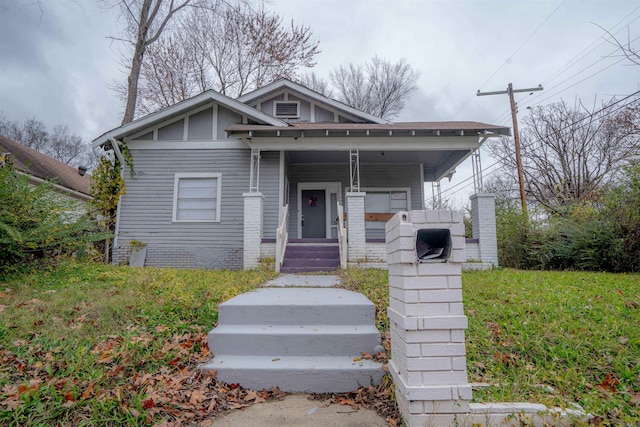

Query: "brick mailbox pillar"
<box><xmin>386</xmin><ymin>210</ymin><xmax>472</xmax><ymax>426</ymax></box>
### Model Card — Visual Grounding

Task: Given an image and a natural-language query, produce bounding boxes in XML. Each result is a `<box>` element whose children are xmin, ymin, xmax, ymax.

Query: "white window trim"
<box><xmin>172</xmin><ymin>172</ymin><xmax>222</xmax><ymax>223</ymax></box>
<box><xmin>273</xmin><ymin>100</ymin><xmax>300</xmax><ymax>118</ymax></box>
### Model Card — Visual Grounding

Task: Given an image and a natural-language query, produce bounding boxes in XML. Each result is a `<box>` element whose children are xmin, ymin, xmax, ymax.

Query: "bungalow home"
<box><xmin>0</xmin><ymin>135</ymin><xmax>92</xmax><ymax>202</ymax></box>
<box><xmin>92</xmin><ymin>79</ymin><xmax>509</xmax><ymax>271</ymax></box>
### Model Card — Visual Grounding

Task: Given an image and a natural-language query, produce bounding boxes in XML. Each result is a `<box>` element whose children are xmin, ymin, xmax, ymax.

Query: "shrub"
<box><xmin>0</xmin><ymin>160</ymin><xmax>109</xmax><ymax>271</ymax></box>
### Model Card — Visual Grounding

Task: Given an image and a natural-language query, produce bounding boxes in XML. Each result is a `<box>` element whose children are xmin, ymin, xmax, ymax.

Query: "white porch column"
<box><xmin>243</xmin><ymin>192</ymin><xmax>264</xmax><ymax>269</ymax></box>
<box><xmin>346</xmin><ymin>192</ymin><xmax>366</xmax><ymax>263</ymax></box>
<box><xmin>386</xmin><ymin>210</ymin><xmax>471</xmax><ymax>426</ymax></box>
<box><xmin>470</xmin><ymin>193</ymin><xmax>498</xmax><ymax>265</ymax></box>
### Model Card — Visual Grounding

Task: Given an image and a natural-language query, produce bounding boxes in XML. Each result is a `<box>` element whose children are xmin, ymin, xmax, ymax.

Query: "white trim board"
<box><xmin>172</xmin><ymin>172</ymin><xmax>223</xmax><ymax>223</ymax></box>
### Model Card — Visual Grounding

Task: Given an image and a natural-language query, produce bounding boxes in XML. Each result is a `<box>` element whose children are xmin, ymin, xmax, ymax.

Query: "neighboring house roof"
<box><xmin>0</xmin><ymin>135</ymin><xmax>92</xmax><ymax>201</ymax></box>
<box><xmin>237</xmin><ymin>78</ymin><xmax>391</xmax><ymax>125</ymax></box>
<box><xmin>226</xmin><ymin>121</ymin><xmax>511</xmax><ymax>137</ymax></box>
<box><xmin>92</xmin><ymin>90</ymin><xmax>289</xmax><ymax>148</ymax></box>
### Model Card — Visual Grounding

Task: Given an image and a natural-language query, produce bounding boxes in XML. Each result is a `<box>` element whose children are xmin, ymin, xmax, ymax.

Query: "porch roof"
<box><xmin>225</xmin><ymin>121</ymin><xmax>511</xmax><ymax>138</ymax></box>
<box><xmin>227</xmin><ymin>121</ymin><xmax>509</xmax><ymax>182</ymax></box>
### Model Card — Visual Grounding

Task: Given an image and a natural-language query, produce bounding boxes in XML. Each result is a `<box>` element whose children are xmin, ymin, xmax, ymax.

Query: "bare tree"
<box><xmin>0</xmin><ymin>115</ymin><xmax>93</xmax><ymax>167</ymax></box>
<box><xmin>133</xmin><ymin>3</ymin><xmax>320</xmax><ymax>113</ymax></box>
<box><xmin>598</xmin><ymin>24</ymin><xmax>640</xmax><ymax>66</ymax></box>
<box><xmin>490</xmin><ymin>98</ymin><xmax>640</xmax><ymax>212</ymax></box>
<box><xmin>297</xmin><ymin>71</ymin><xmax>332</xmax><ymax>97</ymax></box>
<box><xmin>0</xmin><ymin>116</ymin><xmax>49</xmax><ymax>152</ymax></box>
<box><xmin>330</xmin><ymin>56</ymin><xmax>420</xmax><ymax>120</ymax></box>
<box><xmin>110</xmin><ymin>0</ymin><xmax>198</xmax><ymax>124</ymax></box>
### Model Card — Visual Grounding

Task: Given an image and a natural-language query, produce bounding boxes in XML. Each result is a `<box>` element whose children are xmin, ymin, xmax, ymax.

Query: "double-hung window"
<box><xmin>172</xmin><ymin>173</ymin><xmax>222</xmax><ymax>222</ymax></box>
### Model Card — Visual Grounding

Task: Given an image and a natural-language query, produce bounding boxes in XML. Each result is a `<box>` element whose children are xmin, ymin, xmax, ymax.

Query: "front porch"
<box><xmin>241</xmin><ymin>149</ymin><xmax>499</xmax><ymax>272</ymax></box>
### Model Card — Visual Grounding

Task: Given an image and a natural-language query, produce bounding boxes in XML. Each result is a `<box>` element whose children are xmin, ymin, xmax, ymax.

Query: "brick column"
<box><xmin>346</xmin><ymin>192</ymin><xmax>366</xmax><ymax>263</ymax></box>
<box><xmin>386</xmin><ymin>210</ymin><xmax>471</xmax><ymax>426</ymax></box>
<box><xmin>243</xmin><ymin>192</ymin><xmax>264</xmax><ymax>269</ymax></box>
<box><xmin>470</xmin><ymin>193</ymin><xmax>498</xmax><ymax>265</ymax></box>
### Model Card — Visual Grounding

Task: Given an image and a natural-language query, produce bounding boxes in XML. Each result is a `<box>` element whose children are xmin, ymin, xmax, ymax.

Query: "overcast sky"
<box><xmin>1</xmin><ymin>0</ymin><xmax>638</xmax><ymax>203</ymax></box>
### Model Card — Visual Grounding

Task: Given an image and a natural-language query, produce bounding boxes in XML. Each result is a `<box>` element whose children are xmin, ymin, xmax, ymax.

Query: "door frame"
<box><xmin>297</xmin><ymin>182</ymin><xmax>342</xmax><ymax>239</ymax></box>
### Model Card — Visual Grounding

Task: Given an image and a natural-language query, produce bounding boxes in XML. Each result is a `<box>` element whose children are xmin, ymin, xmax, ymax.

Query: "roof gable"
<box><xmin>0</xmin><ymin>135</ymin><xmax>92</xmax><ymax>197</ymax></box>
<box><xmin>238</xmin><ymin>79</ymin><xmax>391</xmax><ymax>125</ymax></box>
<box><xmin>93</xmin><ymin>90</ymin><xmax>288</xmax><ymax>148</ymax></box>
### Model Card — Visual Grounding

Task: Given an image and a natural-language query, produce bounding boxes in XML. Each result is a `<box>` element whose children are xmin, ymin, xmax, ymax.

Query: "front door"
<box><xmin>301</xmin><ymin>190</ymin><xmax>326</xmax><ymax>238</ymax></box>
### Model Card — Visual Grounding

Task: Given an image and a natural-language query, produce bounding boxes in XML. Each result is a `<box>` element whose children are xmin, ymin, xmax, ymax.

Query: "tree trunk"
<box><xmin>121</xmin><ymin>0</ymin><xmax>154</xmax><ymax>125</ymax></box>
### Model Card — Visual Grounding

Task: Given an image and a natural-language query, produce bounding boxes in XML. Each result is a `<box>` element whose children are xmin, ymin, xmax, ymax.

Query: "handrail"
<box><xmin>337</xmin><ymin>201</ymin><xmax>347</xmax><ymax>269</ymax></box>
<box><xmin>275</xmin><ymin>204</ymin><xmax>289</xmax><ymax>273</ymax></box>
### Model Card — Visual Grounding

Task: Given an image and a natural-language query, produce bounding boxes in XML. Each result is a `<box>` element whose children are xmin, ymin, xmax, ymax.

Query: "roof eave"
<box><xmin>92</xmin><ymin>91</ymin><xmax>289</xmax><ymax>148</ymax></box>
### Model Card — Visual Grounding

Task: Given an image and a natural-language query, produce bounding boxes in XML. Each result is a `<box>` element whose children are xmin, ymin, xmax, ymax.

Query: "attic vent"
<box><xmin>274</xmin><ymin>101</ymin><xmax>300</xmax><ymax>118</ymax></box>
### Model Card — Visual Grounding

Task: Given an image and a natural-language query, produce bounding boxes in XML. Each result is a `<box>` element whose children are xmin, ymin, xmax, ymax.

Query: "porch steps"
<box><xmin>281</xmin><ymin>242</ymin><xmax>340</xmax><ymax>273</ymax></box>
<box><xmin>201</xmin><ymin>288</ymin><xmax>385</xmax><ymax>393</ymax></box>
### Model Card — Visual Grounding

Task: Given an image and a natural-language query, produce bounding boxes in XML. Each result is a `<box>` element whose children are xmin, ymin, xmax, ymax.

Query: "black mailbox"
<box><xmin>415</xmin><ymin>228</ymin><xmax>451</xmax><ymax>263</ymax></box>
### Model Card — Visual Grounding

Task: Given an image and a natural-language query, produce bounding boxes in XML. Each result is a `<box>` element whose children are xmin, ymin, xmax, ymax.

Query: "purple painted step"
<box><xmin>281</xmin><ymin>243</ymin><xmax>340</xmax><ymax>274</ymax></box>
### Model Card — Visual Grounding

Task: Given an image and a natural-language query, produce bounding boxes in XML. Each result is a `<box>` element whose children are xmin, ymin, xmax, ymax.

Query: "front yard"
<box><xmin>0</xmin><ymin>261</ymin><xmax>638</xmax><ymax>425</ymax></box>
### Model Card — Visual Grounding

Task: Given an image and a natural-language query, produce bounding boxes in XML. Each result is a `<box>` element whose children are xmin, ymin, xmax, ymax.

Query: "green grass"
<box><xmin>342</xmin><ymin>268</ymin><xmax>640</xmax><ymax>425</ymax></box>
<box><xmin>1</xmin><ymin>261</ymin><xmax>639</xmax><ymax>425</ymax></box>
<box><xmin>0</xmin><ymin>259</ymin><xmax>277</xmax><ymax>426</ymax></box>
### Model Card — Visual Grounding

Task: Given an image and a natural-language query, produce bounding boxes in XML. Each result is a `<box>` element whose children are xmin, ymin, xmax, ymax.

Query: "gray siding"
<box><xmin>315</xmin><ymin>106</ymin><xmax>334</xmax><ymax>122</ymax></box>
<box><xmin>114</xmin><ymin>148</ymin><xmax>250</xmax><ymax>269</ymax></box>
<box><xmin>158</xmin><ymin>119</ymin><xmax>184</xmax><ymax>140</ymax></box>
<box><xmin>286</xmin><ymin>162</ymin><xmax>422</xmax><ymax>239</ymax></box>
<box><xmin>217</xmin><ymin>106</ymin><xmax>242</xmax><ymax>140</ymax></box>
<box><xmin>188</xmin><ymin>107</ymin><xmax>213</xmax><ymax>140</ymax></box>
<box><xmin>129</xmin><ymin>103</ymin><xmax>244</xmax><ymax>143</ymax></box>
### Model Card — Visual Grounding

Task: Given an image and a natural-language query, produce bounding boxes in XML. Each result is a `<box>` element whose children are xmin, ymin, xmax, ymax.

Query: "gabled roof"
<box><xmin>237</xmin><ymin>78</ymin><xmax>392</xmax><ymax>125</ymax></box>
<box><xmin>92</xmin><ymin>90</ymin><xmax>289</xmax><ymax>148</ymax></box>
<box><xmin>0</xmin><ymin>135</ymin><xmax>92</xmax><ymax>199</ymax></box>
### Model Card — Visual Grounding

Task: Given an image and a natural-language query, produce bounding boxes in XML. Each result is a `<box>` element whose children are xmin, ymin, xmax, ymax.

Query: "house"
<box><xmin>0</xmin><ymin>135</ymin><xmax>92</xmax><ymax>202</ymax></box>
<box><xmin>92</xmin><ymin>79</ymin><xmax>509</xmax><ymax>271</ymax></box>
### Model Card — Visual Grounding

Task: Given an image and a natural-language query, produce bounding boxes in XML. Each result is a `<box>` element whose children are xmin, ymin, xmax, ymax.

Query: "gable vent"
<box><xmin>274</xmin><ymin>101</ymin><xmax>300</xmax><ymax>118</ymax></box>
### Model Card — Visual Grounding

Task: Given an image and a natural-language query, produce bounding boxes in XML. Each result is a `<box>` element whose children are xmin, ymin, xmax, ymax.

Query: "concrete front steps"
<box><xmin>201</xmin><ymin>287</ymin><xmax>385</xmax><ymax>393</ymax></box>
<box><xmin>280</xmin><ymin>240</ymin><xmax>340</xmax><ymax>273</ymax></box>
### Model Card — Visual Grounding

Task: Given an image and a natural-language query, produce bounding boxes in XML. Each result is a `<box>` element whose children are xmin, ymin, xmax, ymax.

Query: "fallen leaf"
<box><xmin>389</xmin><ymin>418</ymin><xmax>397</xmax><ymax>427</ymax></box>
<box><xmin>0</xmin><ymin>305</ymin><xmax>6</xmax><ymax>313</ymax></box>
<box><xmin>597</xmin><ymin>373</ymin><xmax>619</xmax><ymax>392</ymax></box>
<box><xmin>353</xmin><ymin>357</ymin><xmax>361</xmax><ymax>362</ymax></box>
<box><xmin>142</xmin><ymin>397</ymin><xmax>155</xmax><ymax>409</ymax></box>
<box><xmin>630</xmin><ymin>392</ymin><xmax>640</xmax><ymax>406</ymax></box>
<box><xmin>81</xmin><ymin>382</ymin><xmax>95</xmax><ymax>399</ymax></box>
<box><xmin>203</xmin><ymin>369</ymin><xmax>217</xmax><ymax>379</ymax></box>
<box><xmin>129</xmin><ymin>408</ymin><xmax>140</xmax><ymax>417</ymax></box>
<box><xmin>244</xmin><ymin>390</ymin><xmax>257</xmax><ymax>401</ymax></box>
<box><xmin>618</xmin><ymin>337</ymin><xmax>629</xmax><ymax>344</ymax></box>
<box><xmin>361</xmin><ymin>352</ymin><xmax>373</xmax><ymax>360</ymax></box>
<box><xmin>189</xmin><ymin>389</ymin><xmax>207</xmax><ymax>406</ymax></box>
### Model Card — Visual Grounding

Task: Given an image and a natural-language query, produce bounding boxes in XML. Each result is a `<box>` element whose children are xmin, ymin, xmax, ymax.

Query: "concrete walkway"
<box><xmin>262</xmin><ymin>274</ymin><xmax>341</xmax><ymax>287</ymax></box>
<box><xmin>209</xmin><ymin>274</ymin><xmax>389</xmax><ymax>426</ymax></box>
<box><xmin>210</xmin><ymin>394</ymin><xmax>387</xmax><ymax>426</ymax></box>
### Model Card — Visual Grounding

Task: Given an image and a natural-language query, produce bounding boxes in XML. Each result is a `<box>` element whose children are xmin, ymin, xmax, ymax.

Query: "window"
<box><xmin>274</xmin><ymin>101</ymin><xmax>300</xmax><ymax>118</ymax></box>
<box><xmin>172</xmin><ymin>173</ymin><xmax>222</xmax><ymax>222</ymax></box>
<box><xmin>364</xmin><ymin>190</ymin><xmax>409</xmax><ymax>214</ymax></box>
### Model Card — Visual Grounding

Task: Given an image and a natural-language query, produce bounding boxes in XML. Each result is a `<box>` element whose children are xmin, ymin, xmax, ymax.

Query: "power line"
<box><xmin>451</xmin><ymin>1</ymin><xmax>566</xmax><ymax>119</ymax></box>
<box><xmin>429</xmin><ymin>90</ymin><xmax>640</xmax><ymax>203</ymax></box>
<box><xmin>488</xmin><ymin>7</ymin><xmax>640</xmax><ymax>124</ymax></box>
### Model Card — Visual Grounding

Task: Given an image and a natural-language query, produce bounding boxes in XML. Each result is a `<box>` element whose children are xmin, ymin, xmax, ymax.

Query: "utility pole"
<box><xmin>477</xmin><ymin>83</ymin><xmax>543</xmax><ymax>214</ymax></box>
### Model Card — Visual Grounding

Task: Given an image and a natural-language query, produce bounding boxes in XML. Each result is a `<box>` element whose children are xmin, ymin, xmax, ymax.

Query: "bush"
<box><xmin>0</xmin><ymin>160</ymin><xmax>110</xmax><ymax>271</ymax></box>
<box><xmin>495</xmin><ymin>163</ymin><xmax>640</xmax><ymax>272</ymax></box>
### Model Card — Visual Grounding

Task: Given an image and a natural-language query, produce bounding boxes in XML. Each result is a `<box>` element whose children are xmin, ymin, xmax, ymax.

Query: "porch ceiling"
<box><xmin>286</xmin><ymin>149</ymin><xmax>469</xmax><ymax>182</ymax></box>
